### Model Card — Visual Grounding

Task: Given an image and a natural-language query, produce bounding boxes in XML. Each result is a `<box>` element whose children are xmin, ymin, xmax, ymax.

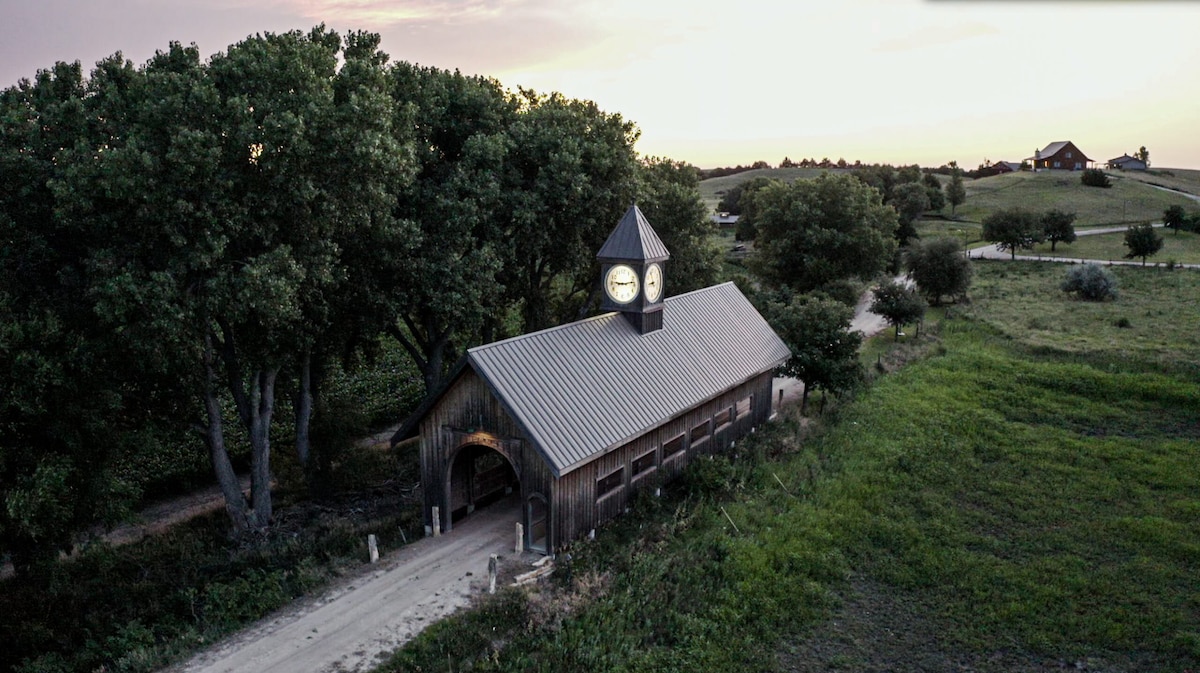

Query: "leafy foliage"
<box><xmin>1080</xmin><ymin>168</ymin><xmax>1111</xmax><ymax>188</ymax></box>
<box><xmin>755</xmin><ymin>291</ymin><xmax>863</xmax><ymax>412</ymax></box>
<box><xmin>1061</xmin><ymin>264</ymin><xmax>1119</xmax><ymax>302</ymax></box>
<box><xmin>904</xmin><ymin>237</ymin><xmax>972</xmax><ymax>306</ymax></box>
<box><xmin>869</xmin><ymin>281</ymin><xmax>927</xmax><ymax>340</ymax></box>
<box><xmin>1123</xmin><ymin>223</ymin><xmax>1164</xmax><ymax>265</ymax></box>
<box><xmin>981</xmin><ymin>208</ymin><xmax>1043</xmax><ymax>259</ymax></box>
<box><xmin>748</xmin><ymin>173</ymin><xmax>898</xmax><ymax>295</ymax></box>
<box><xmin>891</xmin><ymin>182</ymin><xmax>930</xmax><ymax>245</ymax></box>
<box><xmin>946</xmin><ymin>169</ymin><xmax>966</xmax><ymax>215</ymax></box>
<box><xmin>1163</xmin><ymin>205</ymin><xmax>1187</xmax><ymax>235</ymax></box>
<box><xmin>1041</xmin><ymin>209</ymin><xmax>1077</xmax><ymax>252</ymax></box>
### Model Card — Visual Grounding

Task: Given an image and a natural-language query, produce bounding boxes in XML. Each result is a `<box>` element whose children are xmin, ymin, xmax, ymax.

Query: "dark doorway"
<box><xmin>448</xmin><ymin>445</ymin><xmax>518</xmax><ymax>523</ymax></box>
<box><xmin>527</xmin><ymin>494</ymin><xmax>549</xmax><ymax>553</ymax></box>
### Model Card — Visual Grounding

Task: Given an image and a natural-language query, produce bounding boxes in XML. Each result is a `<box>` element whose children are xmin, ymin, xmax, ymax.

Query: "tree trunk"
<box><xmin>294</xmin><ymin>350</ymin><xmax>313</xmax><ymax>468</ymax></box>
<box><xmin>203</xmin><ymin>330</ymin><xmax>252</xmax><ymax>532</ymax></box>
<box><xmin>800</xmin><ymin>385</ymin><xmax>810</xmax><ymax>415</ymax></box>
<box><xmin>1051</xmin><ymin>240</ymin><xmax>1058</xmax><ymax>252</ymax></box>
<box><xmin>247</xmin><ymin>368</ymin><xmax>277</xmax><ymax>529</ymax></box>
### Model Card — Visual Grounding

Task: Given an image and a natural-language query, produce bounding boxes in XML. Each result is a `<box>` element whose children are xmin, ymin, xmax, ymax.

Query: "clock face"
<box><xmin>605</xmin><ymin>264</ymin><xmax>640</xmax><ymax>304</ymax></box>
<box><xmin>644</xmin><ymin>263</ymin><xmax>663</xmax><ymax>303</ymax></box>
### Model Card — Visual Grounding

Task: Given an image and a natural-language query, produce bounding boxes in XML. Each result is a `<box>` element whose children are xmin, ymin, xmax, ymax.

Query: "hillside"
<box><xmin>955</xmin><ymin>170</ymin><xmax>1198</xmax><ymax>227</ymax></box>
<box><xmin>1108</xmin><ymin>167</ymin><xmax>1200</xmax><ymax>197</ymax></box>
<box><xmin>699</xmin><ymin>168</ymin><xmax>1198</xmax><ymax>229</ymax></box>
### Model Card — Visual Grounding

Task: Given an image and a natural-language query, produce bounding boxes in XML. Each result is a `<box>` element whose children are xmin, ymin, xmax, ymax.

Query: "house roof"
<box><xmin>998</xmin><ymin>161</ymin><xmax>1022</xmax><ymax>172</ymax></box>
<box><xmin>1027</xmin><ymin>141</ymin><xmax>1091</xmax><ymax>163</ymax></box>
<box><xmin>596</xmin><ymin>204</ymin><xmax>671</xmax><ymax>262</ymax></box>
<box><xmin>393</xmin><ymin>282</ymin><xmax>790</xmax><ymax>477</ymax></box>
<box><xmin>1108</xmin><ymin>154</ymin><xmax>1141</xmax><ymax>164</ymax></box>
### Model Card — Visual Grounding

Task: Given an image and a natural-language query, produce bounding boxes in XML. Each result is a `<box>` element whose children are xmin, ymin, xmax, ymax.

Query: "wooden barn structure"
<box><xmin>392</xmin><ymin>205</ymin><xmax>790</xmax><ymax>553</ymax></box>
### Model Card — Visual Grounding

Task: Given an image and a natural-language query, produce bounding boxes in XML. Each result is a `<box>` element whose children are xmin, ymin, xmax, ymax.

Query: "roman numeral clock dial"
<box><xmin>604</xmin><ymin>264</ymin><xmax>640</xmax><ymax>304</ymax></box>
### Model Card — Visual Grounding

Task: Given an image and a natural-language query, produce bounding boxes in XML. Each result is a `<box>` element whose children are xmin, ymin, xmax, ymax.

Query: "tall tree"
<box><xmin>1163</xmin><ymin>205</ymin><xmax>1187</xmax><ymax>235</ymax></box>
<box><xmin>1135</xmin><ymin>146</ymin><xmax>1149</xmax><ymax>166</ymax></box>
<box><xmin>1041</xmin><ymin>209</ymin><xmax>1077</xmax><ymax>252</ymax></box>
<box><xmin>905</xmin><ymin>236</ymin><xmax>972</xmax><ymax>306</ymax></box>
<box><xmin>634</xmin><ymin>157</ymin><xmax>721</xmax><ymax>296</ymax></box>
<box><xmin>982</xmin><ymin>209</ymin><xmax>1043</xmax><ymax>259</ymax></box>
<box><xmin>891</xmin><ymin>182</ymin><xmax>930</xmax><ymax>245</ymax></box>
<box><xmin>756</xmin><ymin>291</ymin><xmax>862</xmax><ymax>414</ymax></box>
<box><xmin>923</xmin><ymin>172</ymin><xmax>946</xmax><ymax>213</ymax></box>
<box><xmin>1124</xmin><ymin>223</ymin><xmax>1163</xmax><ymax>266</ymax></box>
<box><xmin>870</xmin><ymin>281</ymin><xmax>927</xmax><ymax>341</ymax></box>
<box><xmin>946</xmin><ymin>168</ymin><xmax>966</xmax><ymax>215</ymax></box>
<box><xmin>749</xmin><ymin>173</ymin><xmax>898</xmax><ymax>295</ymax></box>
<box><xmin>54</xmin><ymin>29</ymin><xmax>414</xmax><ymax>533</ymax></box>
<box><xmin>498</xmin><ymin>90</ymin><xmax>640</xmax><ymax>333</ymax></box>
<box><xmin>384</xmin><ymin>64</ymin><xmax>514</xmax><ymax>393</ymax></box>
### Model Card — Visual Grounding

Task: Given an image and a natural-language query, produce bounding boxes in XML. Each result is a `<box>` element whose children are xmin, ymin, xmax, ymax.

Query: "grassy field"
<box><xmin>1025</xmin><ymin>229</ymin><xmax>1200</xmax><ymax>265</ymax></box>
<box><xmin>955</xmin><ymin>170</ymin><xmax>1196</xmax><ymax>227</ymax></box>
<box><xmin>379</xmin><ymin>264</ymin><xmax>1200</xmax><ymax>672</ymax></box>
<box><xmin>1111</xmin><ymin>167</ymin><xmax>1200</xmax><ymax>197</ymax></box>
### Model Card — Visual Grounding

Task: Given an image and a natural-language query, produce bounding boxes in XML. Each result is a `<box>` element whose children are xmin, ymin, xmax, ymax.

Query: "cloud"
<box><xmin>874</xmin><ymin>21</ymin><xmax>998</xmax><ymax>52</ymax></box>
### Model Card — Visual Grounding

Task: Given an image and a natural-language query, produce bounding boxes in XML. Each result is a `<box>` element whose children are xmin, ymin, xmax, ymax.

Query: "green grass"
<box><xmin>960</xmin><ymin>262</ymin><xmax>1200</xmax><ymax>372</ymax></box>
<box><xmin>955</xmin><ymin>171</ymin><xmax>1197</xmax><ymax>227</ymax></box>
<box><xmin>1027</xmin><ymin>229</ymin><xmax>1200</xmax><ymax>265</ymax></box>
<box><xmin>378</xmin><ymin>265</ymin><xmax>1200</xmax><ymax>672</ymax></box>
<box><xmin>1111</xmin><ymin>167</ymin><xmax>1200</xmax><ymax>198</ymax></box>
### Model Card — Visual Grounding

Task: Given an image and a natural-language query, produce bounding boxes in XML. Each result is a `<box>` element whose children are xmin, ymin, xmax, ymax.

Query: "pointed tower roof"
<box><xmin>596</xmin><ymin>204</ymin><xmax>671</xmax><ymax>262</ymax></box>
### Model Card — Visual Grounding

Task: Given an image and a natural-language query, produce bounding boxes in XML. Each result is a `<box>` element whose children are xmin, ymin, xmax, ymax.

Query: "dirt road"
<box><xmin>172</xmin><ymin>498</ymin><xmax>528</xmax><ymax>673</ymax></box>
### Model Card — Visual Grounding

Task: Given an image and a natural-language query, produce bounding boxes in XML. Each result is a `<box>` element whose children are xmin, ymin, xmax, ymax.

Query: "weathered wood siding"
<box><xmin>420</xmin><ymin>369</ymin><xmax>775</xmax><ymax>551</ymax></box>
<box><xmin>419</xmin><ymin>370</ymin><xmax>552</xmax><ymax>536</ymax></box>
<box><xmin>549</xmin><ymin>371</ymin><xmax>775</xmax><ymax>549</ymax></box>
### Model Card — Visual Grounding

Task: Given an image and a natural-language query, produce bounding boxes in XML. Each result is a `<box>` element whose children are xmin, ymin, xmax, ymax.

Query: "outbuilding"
<box><xmin>391</xmin><ymin>205</ymin><xmax>790</xmax><ymax>552</ymax></box>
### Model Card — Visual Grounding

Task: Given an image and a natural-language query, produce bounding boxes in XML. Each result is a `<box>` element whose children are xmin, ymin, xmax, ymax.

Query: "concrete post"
<box><xmin>367</xmin><ymin>534</ymin><xmax>379</xmax><ymax>563</ymax></box>
<box><xmin>488</xmin><ymin>554</ymin><xmax>498</xmax><ymax>594</ymax></box>
<box><xmin>515</xmin><ymin>522</ymin><xmax>524</xmax><ymax>554</ymax></box>
<box><xmin>432</xmin><ymin>506</ymin><xmax>441</xmax><ymax>537</ymax></box>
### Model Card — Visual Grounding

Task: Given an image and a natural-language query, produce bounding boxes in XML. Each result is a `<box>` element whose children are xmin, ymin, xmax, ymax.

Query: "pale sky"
<box><xmin>2</xmin><ymin>0</ymin><xmax>1198</xmax><ymax>169</ymax></box>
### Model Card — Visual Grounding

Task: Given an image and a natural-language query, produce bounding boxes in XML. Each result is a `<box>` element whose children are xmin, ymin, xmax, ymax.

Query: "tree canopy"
<box><xmin>982</xmin><ymin>209</ymin><xmax>1043</xmax><ymax>259</ymax></box>
<box><xmin>869</xmin><ymin>281</ymin><xmax>927</xmax><ymax>341</ymax></box>
<box><xmin>1041</xmin><ymin>209</ymin><xmax>1078</xmax><ymax>252</ymax></box>
<box><xmin>0</xmin><ymin>27</ymin><xmax>718</xmax><ymax>566</ymax></box>
<box><xmin>748</xmin><ymin>173</ymin><xmax>898</xmax><ymax>295</ymax></box>
<box><xmin>754</xmin><ymin>290</ymin><xmax>862</xmax><ymax>413</ymax></box>
<box><xmin>904</xmin><ymin>237</ymin><xmax>972</xmax><ymax>306</ymax></box>
<box><xmin>1124</xmin><ymin>224</ymin><xmax>1163</xmax><ymax>265</ymax></box>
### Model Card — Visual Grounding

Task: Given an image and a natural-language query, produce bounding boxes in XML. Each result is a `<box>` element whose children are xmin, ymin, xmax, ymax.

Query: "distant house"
<box><xmin>1027</xmin><ymin>141</ymin><xmax>1091</xmax><ymax>171</ymax></box>
<box><xmin>1107</xmin><ymin>154</ymin><xmax>1147</xmax><ymax>171</ymax></box>
<box><xmin>976</xmin><ymin>161</ymin><xmax>1022</xmax><ymax>178</ymax></box>
<box><xmin>710</xmin><ymin>212</ymin><xmax>740</xmax><ymax>228</ymax></box>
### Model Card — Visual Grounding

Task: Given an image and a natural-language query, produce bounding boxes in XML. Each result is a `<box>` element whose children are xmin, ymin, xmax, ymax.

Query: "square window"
<box><xmin>597</xmin><ymin>467</ymin><xmax>624</xmax><ymax>499</ymax></box>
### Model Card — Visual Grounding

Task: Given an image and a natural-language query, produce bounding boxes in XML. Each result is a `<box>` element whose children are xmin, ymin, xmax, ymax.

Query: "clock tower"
<box><xmin>597</xmin><ymin>204</ymin><xmax>670</xmax><ymax>334</ymax></box>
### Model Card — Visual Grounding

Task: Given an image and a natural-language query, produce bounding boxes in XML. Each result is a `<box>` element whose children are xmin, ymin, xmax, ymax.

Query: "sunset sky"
<box><xmin>3</xmin><ymin>0</ymin><xmax>1198</xmax><ymax>169</ymax></box>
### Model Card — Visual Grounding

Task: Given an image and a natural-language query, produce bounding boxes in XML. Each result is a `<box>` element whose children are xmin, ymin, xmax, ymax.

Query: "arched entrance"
<box><xmin>446</xmin><ymin>444</ymin><xmax>519</xmax><ymax>523</ymax></box>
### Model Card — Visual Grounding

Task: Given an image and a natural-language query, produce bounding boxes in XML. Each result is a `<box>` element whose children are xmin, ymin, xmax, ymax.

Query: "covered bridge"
<box><xmin>392</xmin><ymin>205</ymin><xmax>789</xmax><ymax>552</ymax></box>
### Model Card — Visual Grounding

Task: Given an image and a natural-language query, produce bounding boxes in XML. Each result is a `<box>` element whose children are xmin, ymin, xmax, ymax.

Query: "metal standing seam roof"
<box><xmin>596</xmin><ymin>204</ymin><xmax>671</xmax><ymax>261</ymax></box>
<box><xmin>466</xmin><ymin>282</ymin><xmax>790</xmax><ymax>477</ymax></box>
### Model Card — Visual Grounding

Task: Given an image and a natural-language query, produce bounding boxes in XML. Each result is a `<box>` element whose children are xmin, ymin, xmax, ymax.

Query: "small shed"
<box><xmin>392</xmin><ymin>205</ymin><xmax>790</xmax><ymax>552</ymax></box>
<box><xmin>1107</xmin><ymin>154</ymin><xmax>1147</xmax><ymax>171</ymax></box>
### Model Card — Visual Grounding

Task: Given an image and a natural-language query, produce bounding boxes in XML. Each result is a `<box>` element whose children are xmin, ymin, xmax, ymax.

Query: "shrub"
<box><xmin>1080</xmin><ymin>169</ymin><xmax>1111</xmax><ymax>188</ymax></box>
<box><xmin>1061</xmin><ymin>264</ymin><xmax>1118</xmax><ymax>301</ymax></box>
